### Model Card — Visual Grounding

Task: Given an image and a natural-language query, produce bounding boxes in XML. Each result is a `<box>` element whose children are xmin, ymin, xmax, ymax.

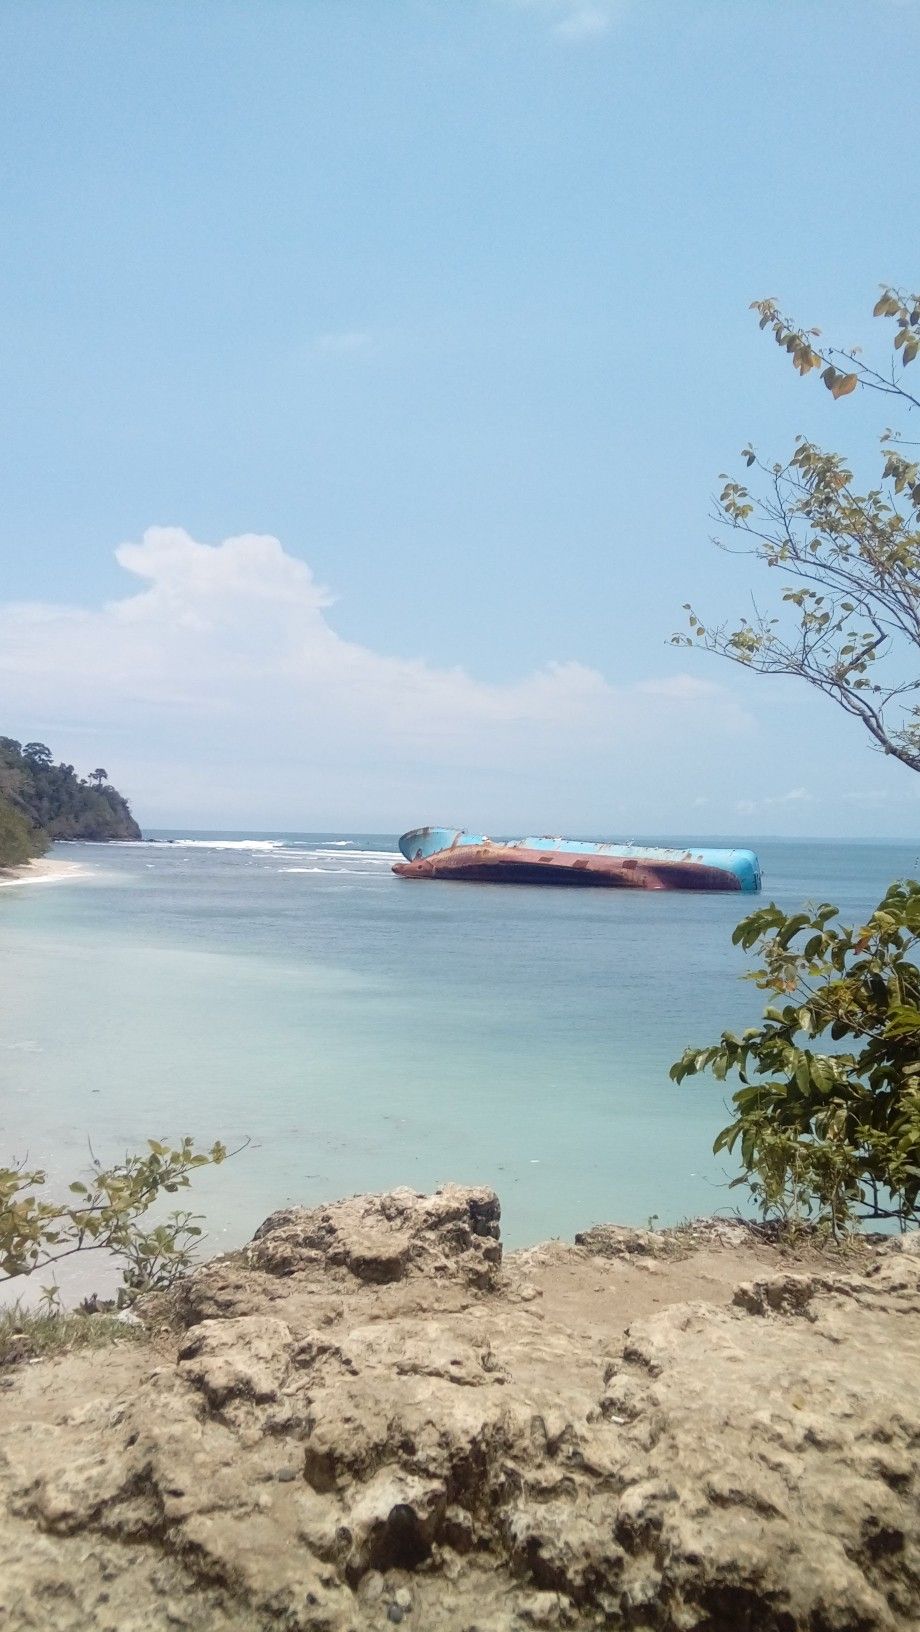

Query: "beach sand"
<box><xmin>0</xmin><ymin>857</ymin><xmax>88</xmax><ymax>889</ymax></box>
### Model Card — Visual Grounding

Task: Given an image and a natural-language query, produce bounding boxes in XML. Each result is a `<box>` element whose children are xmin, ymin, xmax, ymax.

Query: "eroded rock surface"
<box><xmin>1</xmin><ymin>1185</ymin><xmax>918</xmax><ymax>1630</ymax></box>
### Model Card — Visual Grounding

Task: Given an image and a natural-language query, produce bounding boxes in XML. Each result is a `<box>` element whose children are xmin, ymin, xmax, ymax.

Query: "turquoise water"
<box><xmin>2</xmin><ymin>833</ymin><xmax>918</xmax><ymax>1257</ymax></box>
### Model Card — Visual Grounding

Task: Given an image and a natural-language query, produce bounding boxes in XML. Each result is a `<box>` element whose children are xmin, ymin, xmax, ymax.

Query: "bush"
<box><xmin>671</xmin><ymin>883</ymin><xmax>920</xmax><ymax>1235</ymax></box>
<box><xmin>0</xmin><ymin>1138</ymin><xmax>228</xmax><ymax>1306</ymax></box>
<box><xmin>0</xmin><ymin>798</ymin><xmax>45</xmax><ymax>868</ymax></box>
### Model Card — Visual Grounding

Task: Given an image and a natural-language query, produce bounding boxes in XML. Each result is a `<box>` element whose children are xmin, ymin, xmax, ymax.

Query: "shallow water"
<box><xmin>2</xmin><ymin>832</ymin><xmax>918</xmax><ymax>1255</ymax></box>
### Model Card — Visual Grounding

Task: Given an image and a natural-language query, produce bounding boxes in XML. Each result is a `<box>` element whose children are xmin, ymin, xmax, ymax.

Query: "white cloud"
<box><xmin>554</xmin><ymin>5</ymin><xmax>613</xmax><ymax>39</ymax></box>
<box><xmin>632</xmin><ymin>675</ymin><xmax>719</xmax><ymax>701</ymax></box>
<box><xmin>735</xmin><ymin>788</ymin><xmax>815</xmax><ymax>818</ymax></box>
<box><xmin>505</xmin><ymin>0</ymin><xmax>626</xmax><ymax>40</ymax></box>
<box><xmin>0</xmin><ymin>528</ymin><xmax>750</xmax><ymax>827</ymax></box>
<box><xmin>767</xmin><ymin>787</ymin><xmax>813</xmax><ymax>806</ymax></box>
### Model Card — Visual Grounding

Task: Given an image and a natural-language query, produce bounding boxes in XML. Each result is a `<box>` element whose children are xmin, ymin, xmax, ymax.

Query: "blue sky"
<box><xmin>1</xmin><ymin>0</ymin><xmax>919</xmax><ymax>834</ymax></box>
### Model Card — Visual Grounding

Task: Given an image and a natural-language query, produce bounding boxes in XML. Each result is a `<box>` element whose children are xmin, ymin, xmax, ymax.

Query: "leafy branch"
<box><xmin>672</xmin><ymin>884</ymin><xmax>920</xmax><ymax>1235</ymax></box>
<box><xmin>673</xmin><ymin>286</ymin><xmax>920</xmax><ymax>770</ymax></box>
<box><xmin>747</xmin><ymin>287</ymin><xmax>920</xmax><ymax>408</ymax></box>
<box><xmin>0</xmin><ymin>1137</ymin><xmax>231</xmax><ymax>1305</ymax></box>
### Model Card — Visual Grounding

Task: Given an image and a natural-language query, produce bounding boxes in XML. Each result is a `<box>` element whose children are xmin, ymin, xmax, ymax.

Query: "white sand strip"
<box><xmin>0</xmin><ymin>858</ymin><xmax>90</xmax><ymax>889</ymax></box>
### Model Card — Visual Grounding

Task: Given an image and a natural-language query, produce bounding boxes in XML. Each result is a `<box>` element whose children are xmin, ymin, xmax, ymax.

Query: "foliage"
<box><xmin>0</xmin><ymin>797</ymin><xmax>47</xmax><ymax>869</ymax></box>
<box><xmin>0</xmin><ymin>1303</ymin><xmax>143</xmax><ymax>1366</ymax></box>
<box><xmin>0</xmin><ymin>1138</ymin><xmax>228</xmax><ymax>1306</ymax></box>
<box><xmin>0</xmin><ymin>735</ymin><xmax>140</xmax><ymax>865</ymax></box>
<box><xmin>671</xmin><ymin>883</ymin><xmax>920</xmax><ymax>1235</ymax></box>
<box><xmin>672</xmin><ymin>285</ymin><xmax>920</xmax><ymax>772</ymax></box>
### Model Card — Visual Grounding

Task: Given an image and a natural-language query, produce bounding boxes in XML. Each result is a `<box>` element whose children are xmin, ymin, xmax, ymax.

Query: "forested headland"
<box><xmin>0</xmin><ymin>737</ymin><xmax>141</xmax><ymax>867</ymax></box>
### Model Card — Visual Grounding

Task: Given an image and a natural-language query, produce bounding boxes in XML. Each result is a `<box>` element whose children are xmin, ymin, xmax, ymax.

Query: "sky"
<box><xmin>1</xmin><ymin>0</ymin><xmax>919</xmax><ymax>836</ymax></box>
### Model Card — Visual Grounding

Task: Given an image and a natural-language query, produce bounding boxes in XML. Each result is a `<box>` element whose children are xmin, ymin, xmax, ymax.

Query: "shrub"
<box><xmin>0</xmin><ymin>1138</ymin><xmax>228</xmax><ymax>1305</ymax></box>
<box><xmin>671</xmin><ymin>883</ymin><xmax>920</xmax><ymax>1235</ymax></box>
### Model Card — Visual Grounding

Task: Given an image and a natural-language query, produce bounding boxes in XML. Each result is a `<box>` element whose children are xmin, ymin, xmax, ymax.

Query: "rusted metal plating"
<box><xmin>393</xmin><ymin>829</ymin><xmax>761</xmax><ymax>893</ymax></box>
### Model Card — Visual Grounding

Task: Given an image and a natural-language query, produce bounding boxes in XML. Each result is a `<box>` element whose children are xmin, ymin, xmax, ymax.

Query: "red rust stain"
<box><xmin>392</xmin><ymin>843</ymin><xmax>742</xmax><ymax>892</ymax></box>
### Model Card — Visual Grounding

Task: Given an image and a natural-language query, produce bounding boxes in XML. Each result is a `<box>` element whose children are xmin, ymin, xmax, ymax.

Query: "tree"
<box><xmin>0</xmin><ymin>734</ymin><xmax>141</xmax><ymax>843</ymax></box>
<box><xmin>673</xmin><ymin>286</ymin><xmax>920</xmax><ymax>772</ymax></box>
<box><xmin>671</xmin><ymin>283</ymin><xmax>920</xmax><ymax>1234</ymax></box>
<box><xmin>671</xmin><ymin>885</ymin><xmax>920</xmax><ymax>1234</ymax></box>
<box><xmin>0</xmin><ymin>800</ymin><xmax>45</xmax><ymax>868</ymax></box>
<box><xmin>0</xmin><ymin>1138</ymin><xmax>229</xmax><ymax>1305</ymax></box>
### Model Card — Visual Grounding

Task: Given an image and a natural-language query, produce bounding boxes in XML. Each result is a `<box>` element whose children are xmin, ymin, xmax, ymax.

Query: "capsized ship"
<box><xmin>393</xmin><ymin>827</ymin><xmax>761</xmax><ymax>893</ymax></box>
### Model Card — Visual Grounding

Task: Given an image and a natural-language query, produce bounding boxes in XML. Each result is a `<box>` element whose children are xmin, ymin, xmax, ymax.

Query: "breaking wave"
<box><xmin>140</xmin><ymin>839</ymin><xmax>285</xmax><ymax>851</ymax></box>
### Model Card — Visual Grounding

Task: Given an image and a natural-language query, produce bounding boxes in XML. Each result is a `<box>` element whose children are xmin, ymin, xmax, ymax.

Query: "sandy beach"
<box><xmin>0</xmin><ymin>857</ymin><xmax>89</xmax><ymax>889</ymax></box>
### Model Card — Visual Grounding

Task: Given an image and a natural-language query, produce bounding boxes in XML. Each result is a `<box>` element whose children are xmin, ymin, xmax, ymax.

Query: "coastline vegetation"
<box><xmin>0</xmin><ymin>1304</ymin><xmax>144</xmax><ymax>1367</ymax></box>
<box><xmin>674</xmin><ymin>285</ymin><xmax>920</xmax><ymax>769</ymax></box>
<box><xmin>672</xmin><ymin>884</ymin><xmax>920</xmax><ymax>1234</ymax></box>
<box><xmin>0</xmin><ymin>735</ymin><xmax>141</xmax><ymax>868</ymax></box>
<box><xmin>0</xmin><ymin>1139</ymin><xmax>229</xmax><ymax>1312</ymax></box>
<box><xmin>674</xmin><ymin>284</ymin><xmax>920</xmax><ymax>1234</ymax></box>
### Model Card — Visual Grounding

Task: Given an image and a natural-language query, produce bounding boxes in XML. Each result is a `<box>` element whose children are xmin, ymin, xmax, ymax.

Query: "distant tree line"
<box><xmin>0</xmin><ymin>736</ymin><xmax>141</xmax><ymax>868</ymax></box>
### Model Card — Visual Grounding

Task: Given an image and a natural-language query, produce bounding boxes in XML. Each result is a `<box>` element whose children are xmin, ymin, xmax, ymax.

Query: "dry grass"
<box><xmin>0</xmin><ymin>1304</ymin><xmax>145</xmax><ymax>1366</ymax></box>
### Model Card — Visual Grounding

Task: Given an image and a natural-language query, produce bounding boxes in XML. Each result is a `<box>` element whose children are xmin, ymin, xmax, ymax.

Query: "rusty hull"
<box><xmin>392</xmin><ymin>841</ymin><xmax>745</xmax><ymax>891</ymax></box>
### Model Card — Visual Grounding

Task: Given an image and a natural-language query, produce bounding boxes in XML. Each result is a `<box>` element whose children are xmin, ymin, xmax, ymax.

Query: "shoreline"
<box><xmin>0</xmin><ymin>856</ymin><xmax>90</xmax><ymax>889</ymax></box>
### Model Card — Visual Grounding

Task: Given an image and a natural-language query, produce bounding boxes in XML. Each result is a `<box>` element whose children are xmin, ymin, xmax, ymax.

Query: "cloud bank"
<box><xmin>0</xmin><ymin>528</ymin><xmax>749</xmax><ymax>828</ymax></box>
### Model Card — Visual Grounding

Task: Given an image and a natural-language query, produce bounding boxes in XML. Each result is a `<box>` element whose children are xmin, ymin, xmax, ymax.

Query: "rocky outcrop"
<box><xmin>1</xmin><ymin>1186</ymin><xmax>918</xmax><ymax>1630</ymax></box>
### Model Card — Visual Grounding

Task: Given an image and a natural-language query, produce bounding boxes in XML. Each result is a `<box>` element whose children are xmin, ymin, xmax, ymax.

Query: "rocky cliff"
<box><xmin>2</xmin><ymin>1186</ymin><xmax>918</xmax><ymax>1631</ymax></box>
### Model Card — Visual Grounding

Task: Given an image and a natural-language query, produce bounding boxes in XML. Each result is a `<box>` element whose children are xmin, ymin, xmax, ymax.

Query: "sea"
<box><xmin>2</xmin><ymin>834</ymin><xmax>918</xmax><ymax>1265</ymax></box>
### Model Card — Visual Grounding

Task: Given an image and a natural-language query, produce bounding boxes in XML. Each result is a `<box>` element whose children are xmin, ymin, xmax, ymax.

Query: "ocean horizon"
<box><xmin>3</xmin><ymin>831</ymin><xmax>918</xmax><ymax>1288</ymax></box>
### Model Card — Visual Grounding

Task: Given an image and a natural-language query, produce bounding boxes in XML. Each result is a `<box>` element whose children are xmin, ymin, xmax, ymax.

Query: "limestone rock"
<box><xmin>246</xmin><ymin>1183</ymin><xmax>501</xmax><ymax>1290</ymax></box>
<box><xmin>177</xmin><ymin>1315</ymin><xmax>293</xmax><ymax>1406</ymax></box>
<box><xmin>2</xmin><ymin>1186</ymin><xmax>919</xmax><ymax>1631</ymax></box>
<box><xmin>575</xmin><ymin>1222</ymin><xmax>679</xmax><ymax>1260</ymax></box>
